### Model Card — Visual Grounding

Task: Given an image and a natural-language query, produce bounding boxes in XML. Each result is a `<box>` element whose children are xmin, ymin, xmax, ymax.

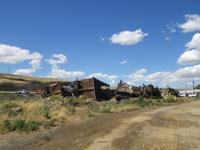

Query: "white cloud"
<box><xmin>120</xmin><ymin>60</ymin><xmax>128</xmax><ymax>64</ymax></box>
<box><xmin>47</xmin><ymin>66</ymin><xmax>85</xmax><ymax>79</ymax></box>
<box><xmin>14</xmin><ymin>68</ymin><xmax>36</xmax><ymax>76</ymax></box>
<box><xmin>125</xmin><ymin>69</ymin><xmax>173</xmax><ymax>87</ymax></box>
<box><xmin>46</xmin><ymin>54</ymin><xmax>67</xmax><ymax>65</ymax></box>
<box><xmin>179</xmin><ymin>14</ymin><xmax>200</xmax><ymax>33</ymax></box>
<box><xmin>174</xmin><ymin>64</ymin><xmax>200</xmax><ymax>79</ymax></box>
<box><xmin>28</xmin><ymin>52</ymin><xmax>43</xmax><ymax>69</ymax></box>
<box><xmin>110</xmin><ymin>29</ymin><xmax>148</xmax><ymax>45</ymax></box>
<box><xmin>177</xmin><ymin>50</ymin><xmax>200</xmax><ymax>65</ymax></box>
<box><xmin>177</xmin><ymin>33</ymin><xmax>200</xmax><ymax>65</ymax></box>
<box><xmin>0</xmin><ymin>44</ymin><xmax>43</xmax><ymax>76</ymax></box>
<box><xmin>88</xmin><ymin>72</ymin><xmax>118</xmax><ymax>84</ymax></box>
<box><xmin>186</xmin><ymin>33</ymin><xmax>200</xmax><ymax>49</ymax></box>
<box><xmin>125</xmin><ymin>68</ymin><xmax>147</xmax><ymax>80</ymax></box>
<box><xmin>0</xmin><ymin>44</ymin><xmax>43</xmax><ymax>66</ymax></box>
<box><xmin>125</xmin><ymin>64</ymin><xmax>200</xmax><ymax>87</ymax></box>
<box><xmin>46</xmin><ymin>54</ymin><xmax>85</xmax><ymax>79</ymax></box>
<box><xmin>145</xmin><ymin>72</ymin><xmax>172</xmax><ymax>82</ymax></box>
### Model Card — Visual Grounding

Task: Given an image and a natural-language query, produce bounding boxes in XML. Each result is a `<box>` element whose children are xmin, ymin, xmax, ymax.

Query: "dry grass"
<box><xmin>0</xmin><ymin>96</ymin><xmax>87</xmax><ymax>133</ymax></box>
<box><xmin>0</xmin><ymin>73</ymin><xmax>69</xmax><ymax>92</ymax></box>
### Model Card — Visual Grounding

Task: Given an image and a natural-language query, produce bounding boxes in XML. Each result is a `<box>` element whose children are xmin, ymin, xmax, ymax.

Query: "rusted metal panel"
<box><xmin>78</xmin><ymin>77</ymin><xmax>110</xmax><ymax>100</ymax></box>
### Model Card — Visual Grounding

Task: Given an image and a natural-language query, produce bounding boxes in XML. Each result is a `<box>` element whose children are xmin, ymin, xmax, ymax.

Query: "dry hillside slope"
<box><xmin>0</xmin><ymin>74</ymin><xmax>68</xmax><ymax>92</ymax></box>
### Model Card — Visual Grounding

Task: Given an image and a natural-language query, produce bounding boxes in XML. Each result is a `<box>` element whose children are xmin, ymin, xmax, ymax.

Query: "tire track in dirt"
<box><xmin>85</xmin><ymin>107</ymin><xmax>173</xmax><ymax>150</ymax></box>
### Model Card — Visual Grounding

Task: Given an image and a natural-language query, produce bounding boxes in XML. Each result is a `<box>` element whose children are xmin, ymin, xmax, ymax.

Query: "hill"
<box><xmin>0</xmin><ymin>73</ymin><xmax>68</xmax><ymax>92</ymax></box>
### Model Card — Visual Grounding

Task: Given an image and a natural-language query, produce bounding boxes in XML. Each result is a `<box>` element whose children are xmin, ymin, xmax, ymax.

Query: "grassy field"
<box><xmin>0</xmin><ymin>94</ymin><xmax>195</xmax><ymax>134</ymax></box>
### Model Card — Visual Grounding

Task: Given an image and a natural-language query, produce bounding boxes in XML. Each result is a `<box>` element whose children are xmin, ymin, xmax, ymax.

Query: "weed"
<box><xmin>40</xmin><ymin>104</ymin><xmax>51</xmax><ymax>119</ymax></box>
<box><xmin>67</xmin><ymin>105</ymin><xmax>76</xmax><ymax>114</ymax></box>
<box><xmin>2</xmin><ymin>119</ymin><xmax>40</xmax><ymax>132</ymax></box>
<box><xmin>49</xmin><ymin>95</ymin><xmax>63</xmax><ymax>102</ymax></box>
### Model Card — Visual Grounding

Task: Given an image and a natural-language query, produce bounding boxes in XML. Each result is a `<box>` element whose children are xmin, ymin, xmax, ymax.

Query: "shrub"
<box><xmin>40</xmin><ymin>105</ymin><xmax>51</xmax><ymax>119</ymax></box>
<box><xmin>12</xmin><ymin>119</ymin><xmax>25</xmax><ymax>131</ymax></box>
<box><xmin>49</xmin><ymin>95</ymin><xmax>63</xmax><ymax>102</ymax></box>
<box><xmin>0</xmin><ymin>103</ymin><xmax>22</xmax><ymax>117</ymax></box>
<box><xmin>2</xmin><ymin>120</ymin><xmax>12</xmax><ymax>131</ymax></box>
<box><xmin>165</xmin><ymin>97</ymin><xmax>176</xmax><ymax>103</ymax></box>
<box><xmin>67</xmin><ymin>97</ymin><xmax>79</xmax><ymax>106</ymax></box>
<box><xmin>67</xmin><ymin>105</ymin><xmax>76</xmax><ymax>114</ymax></box>
<box><xmin>2</xmin><ymin>119</ymin><xmax>40</xmax><ymax>132</ymax></box>
<box><xmin>24</xmin><ymin>120</ymin><xmax>40</xmax><ymax>131</ymax></box>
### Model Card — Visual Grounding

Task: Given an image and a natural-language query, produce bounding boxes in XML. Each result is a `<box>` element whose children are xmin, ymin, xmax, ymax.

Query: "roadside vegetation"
<box><xmin>0</xmin><ymin>94</ymin><xmax>196</xmax><ymax>133</ymax></box>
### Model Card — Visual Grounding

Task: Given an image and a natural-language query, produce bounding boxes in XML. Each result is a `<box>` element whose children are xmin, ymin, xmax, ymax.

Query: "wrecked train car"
<box><xmin>78</xmin><ymin>77</ymin><xmax>113</xmax><ymax>100</ymax></box>
<box><xmin>142</xmin><ymin>84</ymin><xmax>161</xmax><ymax>98</ymax></box>
<box><xmin>116</xmin><ymin>80</ymin><xmax>142</xmax><ymax>98</ymax></box>
<box><xmin>41</xmin><ymin>82</ymin><xmax>62</xmax><ymax>96</ymax></box>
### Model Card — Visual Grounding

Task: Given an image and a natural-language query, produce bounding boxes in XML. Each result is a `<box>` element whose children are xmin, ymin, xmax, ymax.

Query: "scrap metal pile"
<box><xmin>39</xmin><ymin>78</ymin><xmax>178</xmax><ymax>100</ymax></box>
<box><xmin>115</xmin><ymin>80</ymin><xmax>162</xmax><ymax>100</ymax></box>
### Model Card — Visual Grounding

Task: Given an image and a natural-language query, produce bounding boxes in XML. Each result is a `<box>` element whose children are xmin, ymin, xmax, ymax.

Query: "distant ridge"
<box><xmin>0</xmin><ymin>73</ymin><xmax>69</xmax><ymax>92</ymax></box>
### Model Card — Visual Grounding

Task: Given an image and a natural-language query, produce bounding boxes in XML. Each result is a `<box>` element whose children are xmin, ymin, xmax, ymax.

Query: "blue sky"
<box><xmin>0</xmin><ymin>0</ymin><xmax>200</xmax><ymax>88</ymax></box>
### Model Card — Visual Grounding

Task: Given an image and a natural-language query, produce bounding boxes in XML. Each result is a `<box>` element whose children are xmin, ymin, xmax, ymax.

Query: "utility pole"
<box><xmin>8</xmin><ymin>64</ymin><xmax>11</xmax><ymax>74</ymax></box>
<box><xmin>193</xmin><ymin>80</ymin><xmax>195</xmax><ymax>89</ymax></box>
<box><xmin>193</xmin><ymin>80</ymin><xmax>195</xmax><ymax>94</ymax></box>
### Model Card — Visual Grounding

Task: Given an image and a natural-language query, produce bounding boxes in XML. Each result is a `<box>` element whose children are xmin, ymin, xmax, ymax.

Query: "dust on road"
<box><xmin>6</xmin><ymin>101</ymin><xmax>200</xmax><ymax>150</ymax></box>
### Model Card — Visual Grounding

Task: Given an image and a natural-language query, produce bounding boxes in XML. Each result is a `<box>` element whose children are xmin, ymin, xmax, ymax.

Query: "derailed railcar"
<box><xmin>78</xmin><ymin>77</ymin><xmax>113</xmax><ymax>100</ymax></box>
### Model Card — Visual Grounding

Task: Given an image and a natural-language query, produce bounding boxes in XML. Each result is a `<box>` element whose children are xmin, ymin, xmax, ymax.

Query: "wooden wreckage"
<box><xmin>39</xmin><ymin>78</ymin><xmax>178</xmax><ymax>100</ymax></box>
<box><xmin>39</xmin><ymin>77</ymin><xmax>113</xmax><ymax>100</ymax></box>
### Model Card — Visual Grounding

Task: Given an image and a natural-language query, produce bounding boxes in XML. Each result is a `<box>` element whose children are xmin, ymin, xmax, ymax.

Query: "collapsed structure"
<box><xmin>40</xmin><ymin>77</ymin><xmax>113</xmax><ymax>100</ymax></box>
<box><xmin>39</xmin><ymin>78</ymin><xmax>178</xmax><ymax>100</ymax></box>
<box><xmin>78</xmin><ymin>77</ymin><xmax>112</xmax><ymax>100</ymax></box>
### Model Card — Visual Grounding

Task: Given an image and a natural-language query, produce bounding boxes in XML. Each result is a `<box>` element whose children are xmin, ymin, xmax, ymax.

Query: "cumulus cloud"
<box><xmin>14</xmin><ymin>68</ymin><xmax>36</xmax><ymax>76</ymax></box>
<box><xmin>0</xmin><ymin>44</ymin><xmax>43</xmax><ymax>66</ymax></box>
<box><xmin>88</xmin><ymin>72</ymin><xmax>118</xmax><ymax>84</ymax></box>
<box><xmin>125</xmin><ymin>69</ymin><xmax>172</xmax><ymax>86</ymax></box>
<box><xmin>186</xmin><ymin>33</ymin><xmax>200</xmax><ymax>49</ymax></box>
<box><xmin>125</xmin><ymin>68</ymin><xmax>147</xmax><ymax>80</ymax></box>
<box><xmin>174</xmin><ymin>64</ymin><xmax>200</xmax><ymax>79</ymax></box>
<box><xmin>177</xmin><ymin>50</ymin><xmax>200</xmax><ymax>65</ymax></box>
<box><xmin>110</xmin><ymin>29</ymin><xmax>148</xmax><ymax>45</ymax></box>
<box><xmin>0</xmin><ymin>44</ymin><xmax>43</xmax><ymax>75</ymax></box>
<box><xmin>179</xmin><ymin>14</ymin><xmax>200</xmax><ymax>33</ymax></box>
<box><xmin>46</xmin><ymin>54</ymin><xmax>67</xmax><ymax>65</ymax></box>
<box><xmin>46</xmin><ymin>54</ymin><xmax>85</xmax><ymax>79</ymax></box>
<box><xmin>125</xmin><ymin>64</ymin><xmax>200</xmax><ymax>87</ymax></box>
<box><xmin>47</xmin><ymin>65</ymin><xmax>85</xmax><ymax>79</ymax></box>
<box><xmin>177</xmin><ymin>33</ymin><xmax>200</xmax><ymax>65</ymax></box>
<box><xmin>120</xmin><ymin>60</ymin><xmax>128</xmax><ymax>64</ymax></box>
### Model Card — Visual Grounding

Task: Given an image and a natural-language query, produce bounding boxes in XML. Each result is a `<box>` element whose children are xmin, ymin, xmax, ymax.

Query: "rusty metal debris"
<box><xmin>39</xmin><ymin>78</ymin><xmax>178</xmax><ymax>100</ymax></box>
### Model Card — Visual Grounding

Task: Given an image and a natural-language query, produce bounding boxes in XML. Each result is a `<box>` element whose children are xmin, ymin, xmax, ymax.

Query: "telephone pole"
<box><xmin>8</xmin><ymin>64</ymin><xmax>11</xmax><ymax>74</ymax></box>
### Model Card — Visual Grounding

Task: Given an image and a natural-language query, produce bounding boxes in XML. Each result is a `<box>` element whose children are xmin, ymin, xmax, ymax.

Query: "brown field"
<box><xmin>0</xmin><ymin>73</ymin><xmax>68</xmax><ymax>92</ymax></box>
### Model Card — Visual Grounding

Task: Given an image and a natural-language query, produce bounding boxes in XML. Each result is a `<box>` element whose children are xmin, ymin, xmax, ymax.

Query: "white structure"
<box><xmin>178</xmin><ymin>89</ymin><xmax>200</xmax><ymax>97</ymax></box>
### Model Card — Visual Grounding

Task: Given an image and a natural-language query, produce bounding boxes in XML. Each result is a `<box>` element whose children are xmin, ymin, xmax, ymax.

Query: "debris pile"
<box><xmin>38</xmin><ymin>78</ymin><xmax>180</xmax><ymax>101</ymax></box>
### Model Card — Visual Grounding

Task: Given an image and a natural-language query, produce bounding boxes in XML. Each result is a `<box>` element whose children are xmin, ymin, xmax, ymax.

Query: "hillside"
<box><xmin>0</xmin><ymin>73</ymin><xmax>68</xmax><ymax>92</ymax></box>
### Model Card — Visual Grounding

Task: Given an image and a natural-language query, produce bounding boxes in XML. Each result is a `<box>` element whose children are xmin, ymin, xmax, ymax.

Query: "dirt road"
<box><xmin>4</xmin><ymin>100</ymin><xmax>200</xmax><ymax>150</ymax></box>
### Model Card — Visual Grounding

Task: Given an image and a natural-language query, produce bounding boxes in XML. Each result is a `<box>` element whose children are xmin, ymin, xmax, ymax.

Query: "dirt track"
<box><xmin>4</xmin><ymin>100</ymin><xmax>200</xmax><ymax>150</ymax></box>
